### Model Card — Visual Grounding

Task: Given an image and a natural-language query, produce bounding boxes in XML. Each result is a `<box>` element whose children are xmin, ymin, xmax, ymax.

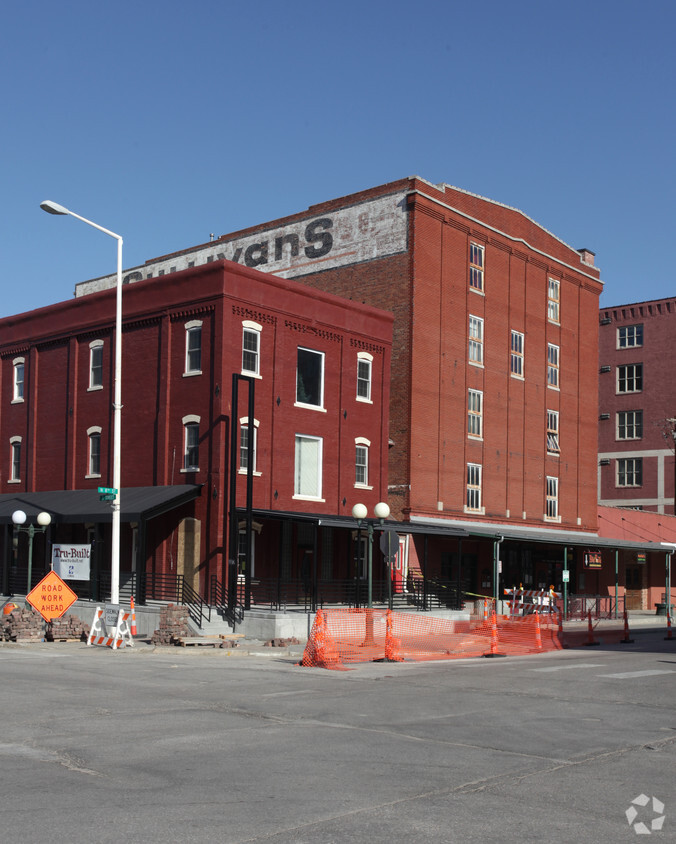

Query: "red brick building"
<box><xmin>79</xmin><ymin>177</ymin><xmax>614</xmax><ymax>601</ymax></box>
<box><xmin>0</xmin><ymin>260</ymin><xmax>393</xmax><ymax>609</ymax></box>
<box><xmin>598</xmin><ymin>296</ymin><xmax>676</xmax><ymax>513</ymax></box>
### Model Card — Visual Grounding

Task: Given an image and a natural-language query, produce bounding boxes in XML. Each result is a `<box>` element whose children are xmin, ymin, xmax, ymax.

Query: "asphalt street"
<box><xmin>0</xmin><ymin>630</ymin><xmax>674</xmax><ymax>843</ymax></box>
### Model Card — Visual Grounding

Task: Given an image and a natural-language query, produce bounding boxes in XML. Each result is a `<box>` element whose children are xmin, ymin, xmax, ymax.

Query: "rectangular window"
<box><xmin>296</xmin><ymin>348</ymin><xmax>324</xmax><ymax>407</ymax></box>
<box><xmin>547</xmin><ymin>278</ymin><xmax>560</xmax><ymax>323</ymax></box>
<box><xmin>617</xmin><ymin>458</ymin><xmax>642</xmax><ymax>487</ymax></box>
<box><xmin>89</xmin><ymin>433</ymin><xmax>101</xmax><ymax>476</ymax></box>
<box><xmin>89</xmin><ymin>344</ymin><xmax>103</xmax><ymax>389</ymax></box>
<box><xmin>13</xmin><ymin>361</ymin><xmax>24</xmax><ymax>401</ymax></box>
<box><xmin>617</xmin><ymin>325</ymin><xmax>643</xmax><ymax>349</ymax></box>
<box><xmin>10</xmin><ymin>441</ymin><xmax>20</xmax><ymax>481</ymax></box>
<box><xmin>546</xmin><ymin>476</ymin><xmax>559</xmax><ymax>519</ymax></box>
<box><xmin>239</xmin><ymin>424</ymin><xmax>257</xmax><ymax>472</ymax></box>
<box><xmin>466</xmin><ymin>463</ymin><xmax>482</xmax><ymax>511</ymax></box>
<box><xmin>355</xmin><ymin>444</ymin><xmax>368</xmax><ymax>486</ymax></box>
<box><xmin>242</xmin><ymin>328</ymin><xmax>260</xmax><ymax>375</ymax></box>
<box><xmin>184</xmin><ymin>422</ymin><xmax>199</xmax><ymax>470</ymax></box>
<box><xmin>294</xmin><ymin>434</ymin><xmax>322</xmax><ymax>498</ymax></box>
<box><xmin>469</xmin><ymin>316</ymin><xmax>484</xmax><ymax>365</ymax></box>
<box><xmin>185</xmin><ymin>325</ymin><xmax>202</xmax><ymax>374</ymax></box>
<box><xmin>547</xmin><ymin>410</ymin><xmax>560</xmax><ymax>454</ymax></box>
<box><xmin>617</xmin><ymin>364</ymin><xmax>642</xmax><ymax>393</ymax></box>
<box><xmin>510</xmin><ymin>330</ymin><xmax>524</xmax><ymax>377</ymax></box>
<box><xmin>469</xmin><ymin>243</ymin><xmax>484</xmax><ymax>292</ymax></box>
<box><xmin>357</xmin><ymin>358</ymin><xmax>372</xmax><ymax>401</ymax></box>
<box><xmin>547</xmin><ymin>344</ymin><xmax>559</xmax><ymax>388</ymax></box>
<box><xmin>468</xmin><ymin>389</ymin><xmax>483</xmax><ymax>438</ymax></box>
<box><xmin>238</xmin><ymin>529</ymin><xmax>255</xmax><ymax>577</ymax></box>
<box><xmin>617</xmin><ymin>410</ymin><xmax>643</xmax><ymax>440</ymax></box>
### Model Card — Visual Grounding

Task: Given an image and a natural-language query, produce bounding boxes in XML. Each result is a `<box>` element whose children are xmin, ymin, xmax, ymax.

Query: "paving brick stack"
<box><xmin>2</xmin><ymin>607</ymin><xmax>45</xmax><ymax>642</ymax></box>
<box><xmin>150</xmin><ymin>604</ymin><xmax>193</xmax><ymax>645</ymax></box>
<box><xmin>48</xmin><ymin>614</ymin><xmax>89</xmax><ymax>641</ymax></box>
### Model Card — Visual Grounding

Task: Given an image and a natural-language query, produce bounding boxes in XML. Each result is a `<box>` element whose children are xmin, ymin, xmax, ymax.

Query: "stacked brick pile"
<box><xmin>47</xmin><ymin>614</ymin><xmax>89</xmax><ymax>641</ymax></box>
<box><xmin>150</xmin><ymin>604</ymin><xmax>193</xmax><ymax>645</ymax></box>
<box><xmin>1</xmin><ymin>607</ymin><xmax>45</xmax><ymax>642</ymax></box>
<box><xmin>264</xmin><ymin>637</ymin><xmax>301</xmax><ymax>648</ymax></box>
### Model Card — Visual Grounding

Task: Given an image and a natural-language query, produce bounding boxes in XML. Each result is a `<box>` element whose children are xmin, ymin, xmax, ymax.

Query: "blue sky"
<box><xmin>2</xmin><ymin>0</ymin><xmax>674</xmax><ymax>318</ymax></box>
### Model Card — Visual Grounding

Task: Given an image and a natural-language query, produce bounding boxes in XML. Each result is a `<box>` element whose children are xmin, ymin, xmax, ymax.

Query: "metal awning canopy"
<box><xmin>409</xmin><ymin>515</ymin><xmax>671</xmax><ymax>553</ymax></box>
<box><xmin>0</xmin><ymin>485</ymin><xmax>201</xmax><ymax>524</ymax></box>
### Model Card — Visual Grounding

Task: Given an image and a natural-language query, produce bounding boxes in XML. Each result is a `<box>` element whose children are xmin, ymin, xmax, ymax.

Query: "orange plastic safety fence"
<box><xmin>300</xmin><ymin>608</ymin><xmax>564</xmax><ymax>669</ymax></box>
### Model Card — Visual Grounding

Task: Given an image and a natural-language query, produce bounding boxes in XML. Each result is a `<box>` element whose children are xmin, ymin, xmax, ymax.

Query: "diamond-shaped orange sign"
<box><xmin>27</xmin><ymin>571</ymin><xmax>78</xmax><ymax>622</ymax></box>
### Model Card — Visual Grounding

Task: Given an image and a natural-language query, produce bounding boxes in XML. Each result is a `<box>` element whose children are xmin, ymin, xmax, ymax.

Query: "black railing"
<box><xmin>209</xmin><ymin>575</ymin><xmax>243</xmax><ymax>628</ymax></box>
<box><xmin>566</xmin><ymin>594</ymin><xmax>624</xmax><ymax>620</ymax></box>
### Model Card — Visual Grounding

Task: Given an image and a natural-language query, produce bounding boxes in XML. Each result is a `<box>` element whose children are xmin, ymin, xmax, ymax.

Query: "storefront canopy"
<box><xmin>0</xmin><ymin>485</ymin><xmax>201</xmax><ymax>524</ymax></box>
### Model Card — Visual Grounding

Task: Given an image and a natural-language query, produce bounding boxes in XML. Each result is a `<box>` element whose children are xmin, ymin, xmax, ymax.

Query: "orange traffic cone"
<box><xmin>584</xmin><ymin>609</ymin><xmax>600</xmax><ymax>646</ymax></box>
<box><xmin>534</xmin><ymin>611</ymin><xmax>543</xmax><ymax>650</ymax></box>
<box><xmin>483</xmin><ymin>610</ymin><xmax>506</xmax><ymax>658</ymax></box>
<box><xmin>130</xmin><ymin>596</ymin><xmax>138</xmax><ymax>637</ymax></box>
<box><xmin>620</xmin><ymin>609</ymin><xmax>634</xmax><ymax>644</ymax></box>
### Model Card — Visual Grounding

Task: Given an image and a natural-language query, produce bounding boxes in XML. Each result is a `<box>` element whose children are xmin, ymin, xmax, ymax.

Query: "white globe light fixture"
<box><xmin>12</xmin><ymin>510</ymin><xmax>52</xmax><ymax>594</ymax></box>
<box><xmin>352</xmin><ymin>501</ymin><xmax>391</xmax><ymax>609</ymax></box>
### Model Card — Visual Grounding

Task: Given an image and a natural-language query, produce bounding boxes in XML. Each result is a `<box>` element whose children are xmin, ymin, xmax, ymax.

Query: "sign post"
<box><xmin>380</xmin><ymin>529</ymin><xmax>399</xmax><ymax>610</ymax></box>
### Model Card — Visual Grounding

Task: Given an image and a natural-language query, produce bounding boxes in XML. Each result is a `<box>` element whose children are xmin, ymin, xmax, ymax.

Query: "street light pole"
<box><xmin>12</xmin><ymin>510</ymin><xmax>51</xmax><ymax>593</ymax></box>
<box><xmin>351</xmin><ymin>502</ymin><xmax>391</xmax><ymax>608</ymax></box>
<box><xmin>40</xmin><ymin>200</ymin><xmax>123</xmax><ymax>605</ymax></box>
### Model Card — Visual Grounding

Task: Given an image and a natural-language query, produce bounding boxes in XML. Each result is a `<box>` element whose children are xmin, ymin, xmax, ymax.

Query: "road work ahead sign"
<box><xmin>27</xmin><ymin>571</ymin><xmax>78</xmax><ymax>622</ymax></box>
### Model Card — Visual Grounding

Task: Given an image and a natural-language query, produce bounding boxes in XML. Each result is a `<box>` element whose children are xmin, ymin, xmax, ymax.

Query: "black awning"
<box><xmin>0</xmin><ymin>485</ymin><xmax>201</xmax><ymax>524</ymax></box>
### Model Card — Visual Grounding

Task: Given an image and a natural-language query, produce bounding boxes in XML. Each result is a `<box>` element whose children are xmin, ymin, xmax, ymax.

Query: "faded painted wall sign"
<box><xmin>75</xmin><ymin>192</ymin><xmax>408</xmax><ymax>297</ymax></box>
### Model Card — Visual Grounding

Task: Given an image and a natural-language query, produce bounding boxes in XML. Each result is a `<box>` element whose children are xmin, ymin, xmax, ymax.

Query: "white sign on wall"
<box><xmin>75</xmin><ymin>191</ymin><xmax>409</xmax><ymax>297</ymax></box>
<box><xmin>52</xmin><ymin>544</ymin><xmax>91</xmax><ymax>580</ymax></box>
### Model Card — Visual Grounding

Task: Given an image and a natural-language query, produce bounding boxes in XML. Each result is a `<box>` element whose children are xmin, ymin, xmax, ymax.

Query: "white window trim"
<box><xmin>88</xmin><ymin>340</ymin><xmax>104</xmax><ymax>392</ymax></box>
<box><xmin>469</xmin><ymin>242</ymin><xmax>485</xmax><ymax>294</ymax></box>
<box><xmin>616</xmin><ymin>363</ymin><xmax>643</xmax><ymax>395</ymax></box>
<box><xmin>616</xmin><ymin>457</ymin><xmax>643</xmax><ymax>488</ymax></box>
<box><xmin>616</xmin><ymin>409</ymin><xmax>643</xmax><ymax>441</ymax></box>
<box><xmin>184</xmin><ymin>320</ymin><xmax>203</xmax><ymax>377</ymax></box>
<box><xmin>468</xmin><ymin>315</ymin><xmax>484</xmax><ymax>368</ymax></box>
<box><xmin>356</xmin><ymin>352</ymin><xmax>373</xmax><ymax>404</ymax></box>
<box><xmin>12</xmin><ymin>357</ymin><xmax>25</xmax><ymax>404</ymax></box>
<box><xmin>544</xmin><ymin>476</ymin><xmax>561</xmax><ymax>522</ymax></box>
<box><xmin>354</xmin><ymin>436</ymin><xmax>372</xmax><ymax>489</ymax></box>
<box><xmin>616</xmin><ymin>324</ymin><xmax>643</xmax><ymax>350</ymax></box>
<box><xmin>547</xmin><ymin>343</ymin><xmax>560</xmax><ymax>391</ymax></box>
<box><xmin>547</xmin><ymin>278</ymin><xmax>560</xmax><ymax>324</ymax></box>
<box><xmin>295</xmin><ymin>347</ymin><xmax>326</xmax><ymax>412</ymax></box>
<box><xmin>9</xmin><ymin>435</ymin><xmax>21</xmax><ymax>483</ymax></box>
<box><xmin>464</xmin><ymin>463</ymin><xmax>485</xmax><ymax>515</ymax></box>
<box><xmin>546</xmin><ymin>410</ymin><xmax>560</xmax><ymax>456</ymax></box>
<box><xmin>239</xmin><ymin>417</ymin><xmax>261</xmax><ymax>476</ymax></box>
<box><xmin>86</xmin><ymin>425</ymin><xmax>102</xmax><ymax>478</ymax></box>
<box><xmin>293</xmin><ymin>433</ymin><xmax>324</xmax><ymax>502</ymax></box>
<box><xmin>510</xmin><ymin>330</ymin><xmax>524</xmax><ymax>380</ymax></box>
<box><xmin>467</xmin><ymin>388</ymin><xmax>483</xmax><ymax>440</ymax></box>
<box><xmin>181</xmin><ymin>414</ymin><xmax>200</xmax><ymax>472</ymax></box>
<box><xmin>241</xmin><ymin>320</ymin><xmax>262</xmax><ymax>379</ymax></box>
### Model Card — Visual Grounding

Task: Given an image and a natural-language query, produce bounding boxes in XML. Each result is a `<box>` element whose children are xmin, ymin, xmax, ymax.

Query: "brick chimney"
<box><xmin>577</xmin><ymin>247</ymin><xmax>595</xmax><ymax>266</ymax></box>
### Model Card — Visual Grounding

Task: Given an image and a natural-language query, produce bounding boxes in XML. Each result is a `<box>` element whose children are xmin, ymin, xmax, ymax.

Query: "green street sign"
<box><xmin>97</xmin><ymin>487</ymin><xmax>118</xmax><ymax>495</ymax></box>
<box><xmin>99</xmin><ymin>494</ymin><xmax>115</xmax><ymax>501</ymax></box>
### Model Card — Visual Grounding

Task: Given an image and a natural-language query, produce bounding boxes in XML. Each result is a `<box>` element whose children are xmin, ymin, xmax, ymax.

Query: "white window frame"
<box><xmin>239</xmin><ymin>417</ymin><xmax>260</xmax><ymax>475</ymax></box>
<box><xmin>469</xmin><ymin>315</ymin><xmax>484</xmax><ymax>366</ymax></box>
<box><xmin>296</xmin><ymin>347</ymin><xmax>325</xmax><ymax>410</ymax></box>
<box><xmin>465</xmin><ymin>463</ymin><xmax>483</xmax><ymax>513</ymax></box>
<box><xmin>546</xmin><ymin>410</ymin><xmax>560</xmax><ymax>455</ymax></box>
<box><xmin>467</xmin><ymin>389</ymin><xmax>483</xmax><ymax>439</ymax></box>
<box><xmin>294</xmin><ymin>434</ymin><xmax>323</xmax><ymax>500</ymax></box>
<box><xmin>547</xmin><ymin>278</ymin><xmax>560</xmax><ymax>323</ymax></box>
<box><xmin>9</xmin><ymin>436</ymin><xmax>21</xmax><ymax>483</ymax></box>
<box><xmin>547</xmin><ymin>343</ymin><xmax>559</xmax><ymax>389</ymax></box>
<box><xmin>356</xmin><ymin>353</ymin><xmax>373</xmax><ymax>403</ymax></box>
<box><xmin>617</xmin><ymin>363</ymin><xmax>642</xmax><ymax>394</ymax></box>
<box><xmin>469</xmin><ymin>243</ymin><xmax>484</xmax><ymax>293</ymax></box>
<box><xmin>617</xmin><ymin>324</ymin><xmax>643</xmax><ymax>349</ymax></box>
<box><xmin>237</xmin><ymin>526</ymin><xmax>256</xmax><ymax>578</ymax></box>
<box><xmin>617</xmin><ymin>410</ymin><xmax>643</xmax><ymax>441</ymax></box>
<box><xmin>89</xmin><ymin>341</ymin><xmax>104</xmax><ymax>391</ymax></box>
<box><xmin>12</xmin><ymin>358</ymin><xmax>24</xmax><ymax>403</ymax></box>
<box><xmin>617</xmin><ymin>457</ymin><xmax>642</xmax><ymax>488</ymax></box>
<box><xmin>182</xmin><ymin>414</ymin><xmax>200</xmax><ymax>472</ymax></box>
<box><xmin>184</xmin><ymin>320</ymin><xmax>202</xmax><ymax>376</ymax></box>
<box><xmin>355</xmin><ymin>437</ymin><xmax>371</xmax><ymax>488</ymax></box>
<box><xmin>545</xmin><ymin>476</ymin><xmax>560</xmax><ymax>521</ymax></box>
<box><xmin>510</xmin><ymin>330</ymin><xmax>524</xmax><ymax>378</ymax></box>
<box><xmin>242</xmin><ymin>321</ymin><xmax>261</xmax><ymax>377</ymax></box>
<box><xmin>87</xmin><ymin>426</ymin><xmax>102</xmax><ymax>478</ymax></box>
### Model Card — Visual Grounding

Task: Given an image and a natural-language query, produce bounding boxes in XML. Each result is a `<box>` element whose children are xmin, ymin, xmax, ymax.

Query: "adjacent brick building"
<box><xmin>598</xmin><ymin>296</ymin><xmax>676</xmax><ymax>513</ymax></box>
